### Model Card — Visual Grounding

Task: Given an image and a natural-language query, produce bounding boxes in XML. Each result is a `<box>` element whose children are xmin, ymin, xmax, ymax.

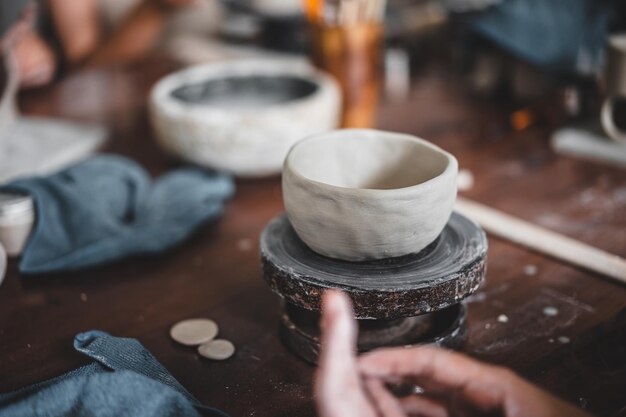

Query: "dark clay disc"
<box><xmin>261</xmin><ymin>212</ymin><xmax>487</xmax><ymax>320</ymax></box>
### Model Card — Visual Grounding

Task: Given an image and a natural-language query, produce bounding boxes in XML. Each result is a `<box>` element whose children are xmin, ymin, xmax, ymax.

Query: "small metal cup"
<box><xmin>0</xmin><ymin>192</ymin><xmax>35</xmax><ymax>257</ymax></box>
<box><xmin>601</xmin><ymin>34</ymin><xmax>626</xmax><ymax>144</ymax></box>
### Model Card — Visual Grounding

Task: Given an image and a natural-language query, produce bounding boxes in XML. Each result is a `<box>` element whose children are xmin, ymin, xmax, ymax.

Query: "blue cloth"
<box><xmin>2</xmin><ymin>155</ymin><xmax>234</xmax><ymax>274</ymax></box>
<box><xmin>0</xmin><ymin>331</ymin><xmax>229</xmax><ymax>417</ymax></box>
<box><xmin>470</xmin><ymin>0</ymin><xmax>610</xmax><ymax>74</ymax></box>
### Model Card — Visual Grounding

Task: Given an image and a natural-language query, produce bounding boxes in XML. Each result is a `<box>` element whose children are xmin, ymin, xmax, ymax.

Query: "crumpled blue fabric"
<box><xmin>1</xmin><ymin>155</ymin><xmax>234</xmax><ymax>274</ymax></box>
<box><xmin>0</xmin><ymin>331</ymin><xmax>229</xmax><ymax>417</ymax></box>
<box><xmin>469</xmin><ymin>0</ymin><xmax>610</xmax><ymax>74</ymax></box>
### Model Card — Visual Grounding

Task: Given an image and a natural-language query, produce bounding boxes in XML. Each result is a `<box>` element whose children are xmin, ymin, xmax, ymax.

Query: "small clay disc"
<box><xmin>198</xmin><ymin>339</ymin><xmax>235</xmax><ymax>360</ymax></box>
<box><xmin>170</xmin><ymin>319</ymin><xmax>218</xmax><ymax>346</ymax></box>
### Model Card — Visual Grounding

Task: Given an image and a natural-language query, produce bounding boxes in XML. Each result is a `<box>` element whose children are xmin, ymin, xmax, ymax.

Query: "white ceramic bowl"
<box><xmin>150</xmin><ymin>59</ymin><xmax>340</xmax><ymax>177</ymax></box>
<box><xmin>283</xmin><ymin>129</ymin><xmax>458</xmax><ymax>261</ymax></box>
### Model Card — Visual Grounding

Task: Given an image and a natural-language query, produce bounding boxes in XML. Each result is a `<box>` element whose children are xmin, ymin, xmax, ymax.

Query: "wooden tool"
<box><xmin>551</xmin><ymin>126</ymin><xmax>626</xmax><ymax>169</ymax></box>
<box><xmin>455</xmin><ymin>197</ymin><xmax>626</xmax><ymax>284</ymax></box>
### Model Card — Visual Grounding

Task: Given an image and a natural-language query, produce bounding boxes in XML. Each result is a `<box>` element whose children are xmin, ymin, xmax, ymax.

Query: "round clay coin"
<box><xmin>198</xmin><ymin>339</ymin><xmax>235</xmax><ymax>360</ymax></box>
<box><xmin>170</xmin><ymin>319</ymin><xmax>218</xmax><ymax>346</ymax></box>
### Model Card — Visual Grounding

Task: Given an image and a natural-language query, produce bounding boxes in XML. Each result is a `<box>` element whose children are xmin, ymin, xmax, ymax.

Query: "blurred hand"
<box><xmin>1</xmin><ymin>3</ymin><xmax>36</xmax><ymax>50</ymax></box>
<box><xmin>13</xmin><ymin>31</ymin><xmax>56</xmax><ymax>88</ymax></box>
<box><xmin>316</xmin><ymin>290</ymin><xmax>593</xmax><ymax>417</ymax></box>
<box><xmin>159</xmin><ymin>0</ymin><xmax>204</xmax><ymax>9</ymax></box>
<box><xmin>1</xmin><ymin>3</ymin><xmax>56</xmax><ymax>88</ymax></box>
<box><xmin>315</xmin><ymin>290</ymin><xmax>378</xmax><ymax>417</ymax></box>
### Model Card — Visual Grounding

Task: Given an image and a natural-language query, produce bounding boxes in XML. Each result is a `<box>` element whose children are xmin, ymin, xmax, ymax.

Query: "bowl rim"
<box><xmin>150</xmin><ymin>58</ymin><xmax>338</xmax><ymax>118</ymax></box>
<box><xmin>283</xmin><ymin>129</ymin><xmax>458</xmax><ymax>196</ymax></box>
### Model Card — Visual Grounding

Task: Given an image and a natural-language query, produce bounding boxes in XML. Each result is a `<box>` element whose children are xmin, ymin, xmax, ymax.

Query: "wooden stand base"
<box><xmin>260</xmin><ymin>212</ymin><xmax>487</xmax><ymax>362</ymax></box>
<box><xmin>280</xmin><ymin>302</ymin><xmax>467</xmax><ymax>364</ymax></box>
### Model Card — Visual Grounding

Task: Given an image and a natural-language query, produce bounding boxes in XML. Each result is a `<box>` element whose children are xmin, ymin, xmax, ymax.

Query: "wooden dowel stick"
<box><xmin>455</xmin><ymin>197</ymin><xmax>626</xmax><ymax>284</ymax></box>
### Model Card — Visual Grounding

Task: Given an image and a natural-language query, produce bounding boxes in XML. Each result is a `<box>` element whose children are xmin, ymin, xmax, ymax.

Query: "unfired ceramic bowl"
<box><xmin>283</xmin><ymin>129</ymin><xmax>458</xmax><ymax>261</ymax></box>
<box><xmin>149</xmin><ymin>59</ymin><xmax>340</xmax><ymax>177</ymax></box>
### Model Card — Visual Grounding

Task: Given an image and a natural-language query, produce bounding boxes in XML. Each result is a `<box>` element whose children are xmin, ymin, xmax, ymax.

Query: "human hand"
<box><xmin>315</xmin><ymin>290</ymin><xmax>378</xmax><ymax>417</ymax></box>
<box><xmin>1</xmin><ymin>3</ymin><xmax>36</xmax><ymax>51</ymax></box>
<box><xmin>159</xmin><ymin>0</ymin><xmax>205</xmax><ymax>9</ymax></box>
<box><xmin>12</xmin><ymin>31</ymin><xmax>56</xmax><ymax>88</ymax></box>
<box><xmin>1</xmin><ymin>3</ymin><xmax>56</xmax><ymax>89</ymax></box>
<box><xmin>316</xmin><ymin>290</ymin><xmax>435</xmax><ymax>417</ymax></box>
<box><xmin>316</xmin><ymin>290</ymin><xmax>593</xmax><ymax>417</ymax></box>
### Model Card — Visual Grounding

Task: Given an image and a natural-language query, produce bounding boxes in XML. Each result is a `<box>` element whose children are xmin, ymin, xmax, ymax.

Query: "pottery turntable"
<box><xmin>259</xmin><ymin>129</ymin><xmax>488</xmax><ymax>363</ymax></box>
<box><xmin>260</xmin><ymin>212</ymin><xmax>487</xmax><ymax>363</ymax></box>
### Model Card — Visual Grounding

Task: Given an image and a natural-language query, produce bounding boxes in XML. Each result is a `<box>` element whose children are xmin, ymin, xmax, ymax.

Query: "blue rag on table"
<box><xmin>0</xmin><ymin>331</ymin><xmax>229</xmax><ymax>417</ymax></box>
<box><xmin>470</xmin><ymin>0</ymin><xmax>610</xmax><ymax>74</ymax></box>
<box><xmin>2</xmin><ymin>155</ymin><xmax>234</xmax><ymax>274</ymax></box>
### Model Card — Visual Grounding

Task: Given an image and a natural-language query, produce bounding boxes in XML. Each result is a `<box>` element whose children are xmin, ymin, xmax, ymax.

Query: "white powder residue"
<box><xmin>457</xmin><ymin>169</ymin><xmax>474</xmax><ymax>191</ymax></box>
<box><xmin>237</xmin><ymin>238</ymin><xmax>253</xmax><ymax>252</ymax></box>
<box><xmin>542</xmin><ymin>306</ymin><xmax>558</xmax><ymax>316</ymax></box>
<box><xmin>523</xmin><ymin>264</ymin><xmax>538</xmax><ymax>276</ymax></box>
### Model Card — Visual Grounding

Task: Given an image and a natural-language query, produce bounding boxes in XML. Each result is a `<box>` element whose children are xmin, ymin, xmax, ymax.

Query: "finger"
<box><xmin>399</xmin><ymin>395</ymin><xmax>448</xmax><ymax>417</ymax></box>
<box><xmin>10</xmin><ymin>3</ymin><xmax>37</xmax><ymax>36</ymax></box>
<box><xmin>2</xmin><ymin>3</ymin><xmax>37</xmax><ymax>50</ymax></box>
<box><xmin>15</xmin><ymin>35</ymin><xmax>56</xmax><ymax>83</ymax></box>
<box><xmin>358</xmin><ymin>346</ymin><xmax>509</xmax><ymax>409</ymax></box>
<box><xmin>319</xmin><ymin>289</ymin><xmax>357</xmax><ymax>366</ymax></box>
<box><xmin>315</xmin><ymin>290</ymin><xmax>376</xmax><ymax>417</ymax></box>
<box><xmin>20</xmin><ymin>3</ymin><xmax>38</xmax><ymax>25</ymax></box>
<box><xmin>360</xmin><ymin>346</ymin><xmax>487</xmax><ymax>383</ymax></box>
<box><xmin>361</xmin><ymin>346</ymin><xmax>595</xmax><ymax>417</ymax></box>
<box><xmin>363</xmin><ymin>378</ymin><xmax>406</xmax><ymax>417</ymax></box>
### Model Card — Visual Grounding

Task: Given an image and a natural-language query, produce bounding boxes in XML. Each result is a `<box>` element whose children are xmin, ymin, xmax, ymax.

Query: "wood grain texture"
<box><xmin>0</xmin><ymin>54</ymin><xmax>624</xmax><ymax>417</ymax></box>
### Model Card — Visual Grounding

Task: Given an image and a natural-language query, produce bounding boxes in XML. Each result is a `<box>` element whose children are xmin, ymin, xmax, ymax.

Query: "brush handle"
<box><xmin>304</xmin><ymin>0</ymin><xmax>386</xmax><ymax>25</ymax></box>
<box><xmin>455</xmin><ymin>197</ymin><xmax>626</xmax><ymax>284</ymax></box>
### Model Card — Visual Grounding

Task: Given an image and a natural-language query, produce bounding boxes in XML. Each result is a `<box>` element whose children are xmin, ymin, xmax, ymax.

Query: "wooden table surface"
<box><xmin>1</xmin><ymin>56</ymin><xmax>625</xmax><ymax>417</ymax></box>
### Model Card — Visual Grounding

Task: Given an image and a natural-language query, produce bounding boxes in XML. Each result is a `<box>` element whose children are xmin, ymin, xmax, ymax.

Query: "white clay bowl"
<box><xmin>283</xmin><ymin>129</ymin><xmax>458</xmax><ymax>261</ymax></box>
<box><xmin>149</xmin><ymin>59</ymin><xmax>341</xmax><ymax>177</ymax></box>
